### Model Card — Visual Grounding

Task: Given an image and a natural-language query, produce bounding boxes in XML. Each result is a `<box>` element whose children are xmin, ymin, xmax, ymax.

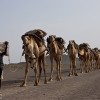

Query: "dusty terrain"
<box><xmin>1</xmin><ymin>55</ymin><xmax>100</xmax><ymax>100</ymax></box>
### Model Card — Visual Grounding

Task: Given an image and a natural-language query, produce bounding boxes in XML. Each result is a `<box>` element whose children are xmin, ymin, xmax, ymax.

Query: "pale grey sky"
<box><xmin>0</xmin><ymin>0</ymin><xmax>100</xmax><ymax>63</ymax></box>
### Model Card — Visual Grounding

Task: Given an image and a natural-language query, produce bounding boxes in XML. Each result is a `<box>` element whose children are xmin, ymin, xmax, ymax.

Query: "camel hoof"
<box><xmin>34</xmin><ymin>80</ymin><xmax>38</xmax><ymax>86</ymax></box>
<box><xmin>56</xmin><ymin>77</ymin><xmax>61</xmax><ymax>81</ymax></box>
<box><xmin>85</xmin><ymin>71</ymin><xmax>88</xmax><ymax>73</ymax></box>
<box><xmin>44</xmin><ymin>80</ymin><xmax>47</xmax><ymax>84</ymax></box>
<box><xmin>60</xmin><ymin>77</ymin><xmax>62</xmax><ymax>80</ymax></box>
<box><xmin>57</xmin><ymin>79</ymin><xmax>60</xmax><ymax>81</ymax></box>
<box><xmin>68</xmin><ymin>74</ymin><xmax>71</xmax><ymax>77</ymax></box>
<box><xmin>74</xmin><ymin>73</ymin><xmax>78</xmax><ymax>76</ymax></box>
<box><xmin>20</xmin><ymin>83</ymin><xmax>26</xmax><ymax>87</ymax></box>
<box><xmin>31</xmin><ymin>67</ymin><xmax>34</xmax><ymax>69</ymax></box>
<box><xmin>34</xmin><ymin>83</ymin><xmax>38</xmax><ymax>86</ymax></box>
<box><xmin>48</xmin><ymin>78</ymin><xmax>53</xmax><ymax>82</ymax></box>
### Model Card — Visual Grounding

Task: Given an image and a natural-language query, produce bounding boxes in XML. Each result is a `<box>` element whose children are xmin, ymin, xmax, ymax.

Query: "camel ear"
<box><xmin>73</xmin><ymin>40</ymin><xmax>75</xmax><ymax>43</ymax></box>
<box><xmin>27</xmin><ymin>36</ymin><xmax>31</xmax><ymax>40</ymax></box>
<box><xmin>21</xmin><ymin>35</ymin><xmax>24</xmax><ymax>40</ymax></box>
<box><xmin>67</xmin><ymin>44</ymin><xmax>70</xmax><ymax>50</ymax></box>
<box><xmin>47</xmin><ymin>37</ymin><xmax>50</xmax><ymax>43</ymax></box>
<box><xmin>21</xmin><ymin>35</ymin><xmax>27</xmax><ymax>40</ymax></box>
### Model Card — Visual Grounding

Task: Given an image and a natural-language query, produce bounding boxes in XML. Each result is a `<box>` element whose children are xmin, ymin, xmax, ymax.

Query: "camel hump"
<box><xmin>25</xmin><ymin>29</ymin><xmax>47</xmax><ymax>38</ymax></box>
<box><xmin>22</xmin><ymin>29</ymin><xmax>47</xmax><ymax>47</ymax></box>
<box><xmin>55</xmin><ymin>37</ymin><xmax>65</xmax><ymax>45</ymax></box>
<box><xmin>23</xmin><ymin>29</ymin><xmax>47</xmax><ymax>44</ymax></box>
<box><xmin>36</xmin><ymin>29</ymin><xmax>47</xmax><ymax>37</ymax></box>
<box><xmin>79</xmin><ymin>43</ymin><xmax>90</xmax><ymax>52</ymax></box>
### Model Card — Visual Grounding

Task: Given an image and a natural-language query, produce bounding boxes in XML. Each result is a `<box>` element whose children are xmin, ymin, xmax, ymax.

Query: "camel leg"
<box><xmin>90</xmin><ymin>60</ymin><xmax>92</xmax><ymax>71</ymax></box>
<box><xmin>80</xmin><ymin>61</ymin><xmax>82</xmax><ymax>73</ymax></box>
<box><xmin>80</xmin><ymin>62</ymin><xmax>82</xmax><ymax>73</ymax></box>
<box><xmin>34</xmin><ymin>67</ymin><xmax>38</xmax><ymax>86</ymax></box>
<box><xmin>0</xmin><ymin>79</ymin><xmax>1</xmax><ymax>89</ymax></box>
<box><xmin>85</xmin><ymin>61</ymin><xmax>88</xmax><ymax>73</ymax></box>
<box><xmin>68</xmin><ymin>61</ymin><xmax>72</xmax><ymax>76</ymax></box>
<box><xmin>48</xmin><ymin>56</ymin><xmax>53</xmax><ymax>81</ymax></box>
<box><xmin>34</xmin><ymin>61</ymin><xmax>39</xmax><ymax>86</ymax></box>
<box><xmin>95</xmin><ymin>61</ymin><xmax>98</xmax><ymax>70</ymax></box>
<box><xmin>59</xmin><ymin>59</ymin><xmax>62</xmax><ymax>80</ymax></box>
<box><xmin>20</xmin><ymin>61</ymin><xmax>29</xmax><ymax>87</ymax></box>
<box><xmin>86</xmin><ymin>60</ymin><xmax>89</xmax><ymax>72</ymax></box>
<box><xmin>92</xmin><ymin>60</ymin><xmax>95</xmax><ymax>70</ymax></box>
<box><xmin>38</xmin><ymin>58</ymin><xmax>42</xmax><ymax>83</ymax></box>
<box><xmin>97</xmin><ymin>60</ymin><xmax>100</xmax><ymax>69</ymax></box>
<box><xmin>80</xmin><ymin>60</ymin><xmax>84</xmax><ymax>73</ymax></box>
<box><xmin>42</xmin><ymin>55</ymin><xmax>47</xmax><ymax>84</ymax></box>
<box><xmin>98</xmin><ymin>61</ymin><xmax>100</xmax><ymax>69</ymax></box>
<box><xmin>56</xmin><ymin>60</ymin><xmax>60</xmax><ymax>81</ymax></box>
<box><xmin>73</xmin><ymin>61</ymin><xmax>78</xmax><ymax>76</ymax></box>
<box><xmin>73</xmin><ymin>60</ymin><xmax>78</xmax><ymax>76</ymax></box>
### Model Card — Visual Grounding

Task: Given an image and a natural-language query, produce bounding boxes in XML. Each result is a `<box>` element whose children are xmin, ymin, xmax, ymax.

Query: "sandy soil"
<box><xmin>1</xmin><ymin>56</ymin><xmax>100</xmax><ymax>100</ymax></box>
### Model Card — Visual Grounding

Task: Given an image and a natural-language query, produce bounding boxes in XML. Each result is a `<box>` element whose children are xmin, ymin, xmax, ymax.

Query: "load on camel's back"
<box><xmin>23</xmin><ymin>29</ymin><xmax>47</xmax><ymax>47</ymax></box>
<box><xmin>47</xmin><ymin>36</ymin><xmax>66</xmax><ymax>54</ymax></box>
<box><xmin>55</xmin><ymin>37</ymin><xmax>65</xmax><ymax>49</ymax></box>
<box><xmin>0</xmin><ymin>41</ymin><xmax>9</xmax><ymax>56</ymax></box>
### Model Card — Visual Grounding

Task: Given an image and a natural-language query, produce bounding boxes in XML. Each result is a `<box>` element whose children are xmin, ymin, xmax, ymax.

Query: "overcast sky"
<box><xmin>0</xmin><ymin>0</ymin><xmax>100</xmax><ymax>63</ymax></box>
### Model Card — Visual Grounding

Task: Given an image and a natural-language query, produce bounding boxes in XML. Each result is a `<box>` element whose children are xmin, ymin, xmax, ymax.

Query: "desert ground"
<box><xmin>1</xmin><ymin>55</ymin><xmax>100</xmax><ymax>100</ymax></box>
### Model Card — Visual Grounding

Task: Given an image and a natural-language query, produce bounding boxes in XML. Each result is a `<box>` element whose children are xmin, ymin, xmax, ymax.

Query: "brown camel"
<box><xmin>20</xmin><ymin>29</ymin><xmax>47</xmax><ymax>87</ymax></box>
<box><xmin>92</xmin><ymin>48</ymin><xmax>100</xmax><ymax>70</ymax></box>
<box><xmin>47</xmin><ymin>35</ymin><xmax>65</xmax><ymax>81</ymax></box>
<box><xmin>78</xmin><ymin>43</ymin><xmax>90</xmax><ymax>73</ymax></box>
<box><xmin>88</xmin><ymin>48</ymin><xmax>95</xmax><ymax>71</ymax></box>
<box><xmin>66</xmin><ymin>40</ymin><xmax>78</xmax><ymax>76</ymax></box>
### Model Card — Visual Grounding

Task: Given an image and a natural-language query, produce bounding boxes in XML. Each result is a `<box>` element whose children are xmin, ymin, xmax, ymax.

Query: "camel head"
<box><xmin>49</xmin><ymin>35</ymin><xmax>56</xmax><ymax>42</ymax></box>
<box><xmin>69</xmin><ymin>40</ymin><xmax>75</xmax><ymax>46</ymax></box>
<box><xmin>78</xmin><ymin>43</ymin><xmax>90</xmax><ymax>55</ymax></box>
<box><xmin>67</xmin><ymin>40</ymin><xmax>78</xmax><ymax>50</ymax></box>
<box><xmin>47</xmin><ymin>35</ymin><xmax>56</xmax><ymax>45</ymax></box>
<box><xmin>21</xmin><ymin>35</ymin><xmax>31</xmax><ymax>46</ymax></box>
<box><xmin>93</xmin><ymin>47</ymin><xmax>99</xmax><ymax>52</ymax></box>
<box><xmin>79</xmin><ymin>43</ymin><xmax>89</xmax><ymax>51</ymax></box>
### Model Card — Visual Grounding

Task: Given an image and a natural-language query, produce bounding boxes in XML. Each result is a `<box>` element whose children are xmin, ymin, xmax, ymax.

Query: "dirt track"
<box><xmin>2</xmin><ymin>64</ymin><xmax>100</xmax><ymax>100</ymax></box>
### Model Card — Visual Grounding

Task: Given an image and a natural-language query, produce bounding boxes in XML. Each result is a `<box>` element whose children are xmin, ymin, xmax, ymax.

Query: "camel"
<box><xmin>20</xmin><ymin>29</ymin><xmax>47</xmax><ymax>87</ymax></box>
<box><xmin>47</xmin><ymin>35</ymin><xmax>65</xmax><ymax>81</ymax></box>
<box><xmin>66</xmin><ymin>40</ymin><xmax>78</xmax><ymax>76</ymax></box>
<box><xmin>92</xmin><ymin>48</ymin><xmax>100</xmax><ymax>70</ymax></box>
<box><xmin>78</xmin><ymin>43</ymin><xmax>90</xmax><ymax>73</ymax></box>
<box><xmin>88</xmin><ymin>48</ymin><xmax>95</xmax><ymax>71</ymax></box>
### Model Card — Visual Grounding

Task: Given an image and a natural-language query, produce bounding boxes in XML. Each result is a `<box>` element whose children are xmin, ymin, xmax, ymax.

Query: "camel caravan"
<box><xmin>18</xmin><ymin>29</ymin><xmax>100</xmax><ymax>86</ymax></box>
<box><xmin>1</xmin><ymin>29</ymin><xmax>100</xmax><ymax>87</ymax></box>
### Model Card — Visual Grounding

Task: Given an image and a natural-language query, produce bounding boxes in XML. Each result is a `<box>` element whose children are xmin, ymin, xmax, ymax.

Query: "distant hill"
<box><xmin>46</xmin><ymin>54</ymin><xmax>69</xmax><ymax>64</ymax></box>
